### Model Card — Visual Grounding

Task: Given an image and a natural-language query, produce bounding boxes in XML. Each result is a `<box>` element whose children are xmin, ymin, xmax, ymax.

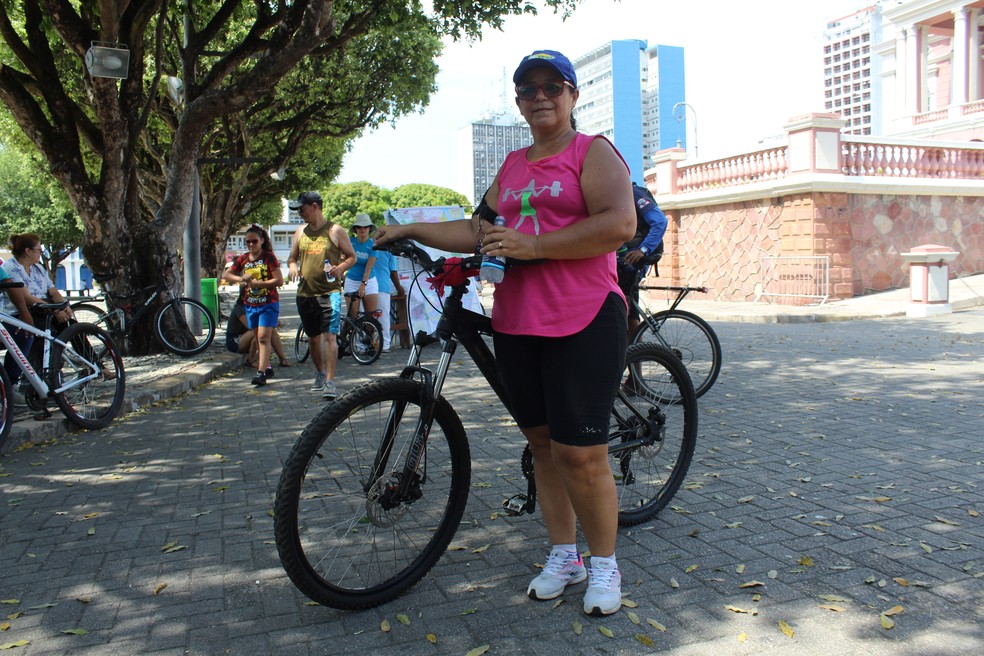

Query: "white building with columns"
<box><xmin>874</xmin><ymin>0</ymin><xmax>984</xmax><ymax>140</ymax></box>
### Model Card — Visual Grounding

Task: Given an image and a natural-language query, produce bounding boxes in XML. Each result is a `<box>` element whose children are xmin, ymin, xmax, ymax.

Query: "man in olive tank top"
<box><xmin>287</xmin><ymin>191</ymin><xmax>356</xmax><ymax>399</ymax></box>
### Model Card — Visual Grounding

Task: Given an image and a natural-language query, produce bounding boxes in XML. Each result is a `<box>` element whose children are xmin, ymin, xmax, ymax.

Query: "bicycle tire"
<box><xmin>294</xmin><ymin>324</ymin><xmax>309</xmax><ymax>363</ymax></box>
<box><xmin>0</xmin><ymin>366</ymin><xmax>12</xmax><ymax>449</ymax></box>
<box><xmin>50</xmin><ymin>322</ymin><xmax>126</xmax><ymax>430</ymax></box>
<box><xmin>69</xmin><ymin>303</ymin><xmax>108</xmax><ymax>328</ymax></box>
<box><xmin>631</xmin><ymin>308</ymin><xmax>722</xmax><ymax>399</ymax></box>
<box><xmin>275</xmin><ymin>378</ymin><xmax>471</xmax><ymax>609</ymax></box>
<box><xmin>154</xmin><ymin>298</ymin><xmax>215</xmax><ymax>356</ymax></box>
<box><xmin>611</xmin><ymin>342</ymin><xmax>698</xmax><ymax>526</ymax></box>
<box><xmin>349</xmin><ymin>316</ymin><xmax>383</xmax><ymax>365</ymax></box>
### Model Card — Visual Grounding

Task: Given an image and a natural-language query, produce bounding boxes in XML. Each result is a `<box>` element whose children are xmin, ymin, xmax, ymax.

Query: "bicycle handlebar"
<box><xmin>378</xmin><ymin>239</ymin><xmax>483</xmax><ymax>274</ymax></box>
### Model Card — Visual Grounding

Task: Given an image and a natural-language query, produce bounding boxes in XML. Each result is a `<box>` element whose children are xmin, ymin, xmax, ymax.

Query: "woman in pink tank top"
<box><xmin>374</xmin><ymin>49</ymin><xmax>636</xmax><ymax>617</ymax></box>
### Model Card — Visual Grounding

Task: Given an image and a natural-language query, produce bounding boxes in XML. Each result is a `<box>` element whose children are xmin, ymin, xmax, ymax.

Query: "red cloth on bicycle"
<box><xmin>426</xmin><ymin>257</ymin><xmax>479</xmax><ymax>296</ymax></box>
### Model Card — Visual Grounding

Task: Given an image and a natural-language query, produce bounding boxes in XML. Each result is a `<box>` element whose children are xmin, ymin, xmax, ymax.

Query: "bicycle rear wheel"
<box><xmin>275</xmin><ymin>378</ymin><xmax>471</xmax><ymax>609</ymax></box>
<box><xmin>631</xmin><ymin>309</ymin><xmax>722</xmax><ymax>399</ymax></box>
<box><xmin>0</xmin><ymin>366</ymin><xmax>12</xmax><ymax>449</ymax></box>
<box><xmin>70</xmin><ymin>303</ymin><xmax>107</xmax><ymax>328</ymax></box>
<box><xmin>349</xmin><ymin>316</ymin><xmax>383</xmax><ymax>365</ymax></box>
<box><xmin>293</xmin><ymin>324</ymin><xmax>309</xmax><ymax>363</ymax></box>
<box><xmin>155</xmin><ymin>298</ymin><xmax>215</xmax><ymax>356</ymax></box>
<box><xmin>611</xmin><ymin>343</ymin><xmax>698</xmax><ymax>526</ymax></box>
<box><xmin>50</xmin><ymin>323</ymin><xmax>126</xmax><ymax>430</ymax></box>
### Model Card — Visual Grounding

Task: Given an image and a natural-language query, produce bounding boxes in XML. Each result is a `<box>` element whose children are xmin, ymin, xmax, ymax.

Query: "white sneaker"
<box><xmin>321</xmin><ymin>380</ymin><xmax>337</xmax><ymax>400</ymax></box>
<box><xmin>583</xmin><ymin>556</ymin><xmax>622</xmax><ymax>616</ymax></box>
<box><xmin>310</xmin><ymin>372</ymin><xmax>327</xmax><ymax>391</ymax></box>
<box><xmin>527</xmin><ymin>548</ymin><xmax>587</xmax><ymax>601</ymax></box>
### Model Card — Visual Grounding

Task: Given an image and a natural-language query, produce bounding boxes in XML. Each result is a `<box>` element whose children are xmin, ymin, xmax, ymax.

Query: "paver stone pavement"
<box><xmin>1</xmin><ymin>287</ymin><xmax>983</xmax><ymax>655</ymax></box>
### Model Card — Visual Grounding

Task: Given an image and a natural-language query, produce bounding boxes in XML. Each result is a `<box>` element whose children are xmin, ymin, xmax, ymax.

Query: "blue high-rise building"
<box><xmin>572</xmin><ymin>40</ymin><xmax>686</xmax><ymax>183</ymax></box>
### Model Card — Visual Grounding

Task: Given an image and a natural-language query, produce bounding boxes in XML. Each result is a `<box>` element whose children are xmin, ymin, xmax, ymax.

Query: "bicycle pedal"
<box><xmin>502</xmin><ymin>494</ymin><xmax>529</xmax><ymax>516</ymax></box>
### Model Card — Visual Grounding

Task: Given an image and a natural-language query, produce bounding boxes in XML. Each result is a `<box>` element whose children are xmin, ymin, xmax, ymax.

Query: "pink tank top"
<box><xmin>492</xmin><ymin>133</ymin><xmax>626</xmax><ymax>337</ymax></box>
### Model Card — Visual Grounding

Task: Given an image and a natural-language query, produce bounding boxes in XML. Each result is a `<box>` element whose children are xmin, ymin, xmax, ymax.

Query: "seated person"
<box><xmin>225</xmin><ymin>298</ymin><xmax>289</xmax><ymax>368</ymax></box>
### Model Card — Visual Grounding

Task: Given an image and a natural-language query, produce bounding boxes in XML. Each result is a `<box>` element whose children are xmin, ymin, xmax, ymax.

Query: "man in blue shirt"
<box><xmin>617</xmin><ymin>182</ymin><xmax>668</xmax><ymax>337</ymax></box>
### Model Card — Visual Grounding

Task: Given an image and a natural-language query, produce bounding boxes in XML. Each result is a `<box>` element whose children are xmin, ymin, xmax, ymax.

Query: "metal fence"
<box><xmin>757</xmin><ymin>256</ymin><xmax>830</xmax><ymax>305</ymax></box>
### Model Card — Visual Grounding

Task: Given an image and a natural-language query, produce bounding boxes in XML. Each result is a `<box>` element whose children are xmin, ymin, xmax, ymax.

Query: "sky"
<box><xmin>337</xmin><ymin>0</ymin><xmax>866</xmax><ymax>197</ymax></box>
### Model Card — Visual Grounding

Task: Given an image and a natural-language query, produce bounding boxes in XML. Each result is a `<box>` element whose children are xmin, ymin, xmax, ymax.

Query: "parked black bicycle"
<box><xmin>70</xmin><ymin>255</ymin><xmax>215</xmax><ymax>356</ymax></box>
<box><xmin>628</xmin><ymin>283</ymin><xmax>722</xmax><ymax>399</ymax></box>
<box><xmin>274</xmin><ymin>241</ymin><xmax>698</xmax><ymax>609</ymax></box>
<box><xmin>293</xmin><ymin>293</ymin><xmax>383</xmax><ymax>365</ymax></box>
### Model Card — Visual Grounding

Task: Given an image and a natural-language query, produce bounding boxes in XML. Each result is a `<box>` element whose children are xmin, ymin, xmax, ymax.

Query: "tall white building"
<box><xmin>573</xmin><ymin>40</ymin><xmax>685</xmax><ymax>181</ymax></box>
<box><xmin>823</xmin><ymin>4</ymin><xmax>887</xmax><ymax>135</ymax></box>
<box><xmin>457</xmin><ymin>114</ymin><xmax>531</xmax><ymax>207</ymax></box>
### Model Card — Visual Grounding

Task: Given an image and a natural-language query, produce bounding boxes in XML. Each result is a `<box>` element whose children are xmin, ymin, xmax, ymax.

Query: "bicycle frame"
<box><xmin>375</xmin><ymin>254</ymin><xmax>657</xmax><ymax>512</ymax></box>
<box><xmin>632</xmin><ymin>285</ymin><xmax>705</xmax><ymax>331</ymax></box>
<box><xmin>0</xmin><ymin>311</ymin><xmax>98</xmax><ymax>397</ymax></box>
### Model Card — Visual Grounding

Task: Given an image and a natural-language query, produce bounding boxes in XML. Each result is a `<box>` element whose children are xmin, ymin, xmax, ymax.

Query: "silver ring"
<box><xmin>498</xmin><ymin>242</ymin><xmax>503</xmax><ymax>249</ymax></box>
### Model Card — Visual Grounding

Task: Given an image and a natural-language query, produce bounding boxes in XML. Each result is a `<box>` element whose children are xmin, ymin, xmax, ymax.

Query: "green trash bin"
<box><xmin>200</xmin><ymin>277</ymin><xmax>218</xmax><ymax>322</ymax></box>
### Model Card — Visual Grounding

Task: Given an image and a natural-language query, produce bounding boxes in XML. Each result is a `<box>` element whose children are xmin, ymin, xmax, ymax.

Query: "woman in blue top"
<box><xmin>344</xmin><ymin>214</ymin><xmax>379</xmax><ymax>320</ymax></box>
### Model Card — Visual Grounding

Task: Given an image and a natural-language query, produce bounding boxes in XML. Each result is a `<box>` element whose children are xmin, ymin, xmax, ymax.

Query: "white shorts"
<box><xmin>343</xmin><ymin>276</ymin><xmax>379</xmax><ymax>296</ymax></box>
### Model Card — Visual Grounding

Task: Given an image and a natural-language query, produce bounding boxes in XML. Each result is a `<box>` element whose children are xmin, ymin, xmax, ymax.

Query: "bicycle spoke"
<box><xmin>276</xmin><ymin>379</ymin><xmax>470</xmax><ymax>609</ymax></box>
<box><xmin>611</xmin><ymin>344</ymin><xmax>697</xmax><ymax>525</ymax></box>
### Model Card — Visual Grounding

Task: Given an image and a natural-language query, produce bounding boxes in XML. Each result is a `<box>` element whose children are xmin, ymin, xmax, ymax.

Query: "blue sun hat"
<box><xmin>512</xmin><ymin>50</ymin><xmax>577</xmax><ymax>87</ymax></box>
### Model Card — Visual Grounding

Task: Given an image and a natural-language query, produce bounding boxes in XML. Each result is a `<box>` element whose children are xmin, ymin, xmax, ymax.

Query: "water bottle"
<box><xmin>323</xmin><ymin>259</ymin><xmax>335</xmax><ymax>283</ymax></box>
<box><xmin>480</xmin><ymin>216</ymin><xmax>507</xmax><ymax>284</ymax></box>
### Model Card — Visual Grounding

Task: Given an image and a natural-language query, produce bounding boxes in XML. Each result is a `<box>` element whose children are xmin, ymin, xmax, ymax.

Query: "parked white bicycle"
<box><xmin>0</xmin><ymin>280</ymin><xmax>125</xmax><ymax>448</ymax></box>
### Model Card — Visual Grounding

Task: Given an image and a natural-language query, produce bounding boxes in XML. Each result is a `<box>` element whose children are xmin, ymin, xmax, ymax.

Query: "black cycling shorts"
<box><xmin>492</xmin><ymin>292</ymin><xmax>627</xmax><ymax>446</ymax></box>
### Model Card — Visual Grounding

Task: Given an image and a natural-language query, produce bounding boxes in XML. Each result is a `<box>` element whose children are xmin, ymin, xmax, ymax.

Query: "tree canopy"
<box><xmin>0</xmin><ymin>0</ymin><xmax>585</xmax><ymax>351</ymax></box>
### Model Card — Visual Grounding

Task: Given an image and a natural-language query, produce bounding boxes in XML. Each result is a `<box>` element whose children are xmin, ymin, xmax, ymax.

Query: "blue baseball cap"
<box><xmin>512</xmin><ymin>50</ymin><xmax>577</xmax><ymax>87</ymax></box>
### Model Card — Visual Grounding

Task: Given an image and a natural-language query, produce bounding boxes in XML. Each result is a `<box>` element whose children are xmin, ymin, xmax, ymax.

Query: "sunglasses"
<box><xmin>245</xmin><ymin>239</ymin><xmax>260</xmax><ymax>245</ymax></box>
<box><xmin>515</xmin><ymin>80</ymin><xmax>574</xmax><ymax>101</ymax></box>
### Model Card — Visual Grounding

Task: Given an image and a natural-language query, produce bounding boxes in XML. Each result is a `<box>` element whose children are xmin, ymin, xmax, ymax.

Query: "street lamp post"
<box><xmin>672</xmin><ymin>102</ymin><xmax>698</xmax><ymax>159</ymax></box>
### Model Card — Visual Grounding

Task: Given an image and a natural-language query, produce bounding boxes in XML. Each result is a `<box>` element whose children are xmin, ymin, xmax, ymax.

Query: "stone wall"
<box><xmin>654</xmin><ymin>192</ymin><xmax>983</xmax><ymax>304</ymax></box>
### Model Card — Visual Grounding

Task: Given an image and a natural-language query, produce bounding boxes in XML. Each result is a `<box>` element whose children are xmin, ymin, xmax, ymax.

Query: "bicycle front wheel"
<box><xmin>0</xmin><ymin>366</ymin><xmax>13</xmax><ymax>449</ymax></box>
<box><xmin>275</xmin><ymin>378</ymin><xmax>471</xmax><ymax>609</ymax></box>
<box><xmin>154</xmin><ymin>298</ymin><xmax>215</xmax><ymax>356</ymax></box>
<box><xmin>611</xmin><ymin>343</ymin><xmax>698</xmax><ymax>526</ymax></box>
<box><xmin>349</xmin><ymin>316</ymin><xmax>383</xmax><ymax>365</ymax></box>
<box><xmin>50</xmin><ymin>323</ymin><xmax>126</xmax><ymax>430</ymax></box>
<box><xmin>631</xmin><ymin>309</ymin><xmax>722</xmax><ymax>398</ymax></box>
<box><xmin>293</xmin><ymin>325</ymin><xmax>309</xmax><ymax>363</ymax></box>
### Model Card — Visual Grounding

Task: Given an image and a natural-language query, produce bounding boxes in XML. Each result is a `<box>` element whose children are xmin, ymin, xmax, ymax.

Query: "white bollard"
<box><xmin>900</xmin><ymin>244</ymin><xmax>959</xmax><ymax>317</ymax></box>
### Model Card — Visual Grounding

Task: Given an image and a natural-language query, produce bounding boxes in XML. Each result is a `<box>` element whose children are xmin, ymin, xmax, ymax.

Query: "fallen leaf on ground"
<box><xmin>880</xmin><ymin>614</ymin><xmax>895</xmax><ymax>630</ymax></box>
<box><xmin>635</xmin><ymin>634</ymin><xmax>655</xmax><ymax>647</ymax></box>
<box><xmin>778</xmin><ymin>620</ymin><xmax>794</xmax><ymax>638</ymax></box>
<box><xmin>599</xmin><ymin>626</ymin><xmax>615</xmax><ymax>638</ymax></box>
<box><xmin>724</xmin><ymin>605</ymin><xmax>758</xmax><ymax>615</ymax></box>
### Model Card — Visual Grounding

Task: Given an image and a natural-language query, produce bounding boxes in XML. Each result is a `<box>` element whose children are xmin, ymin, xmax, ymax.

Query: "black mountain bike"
<box><xmin>70</xmin><ymin>255</ymin><xmax>215</xmax><ymax>357</ymax></box>
<box><xmin>274</xmin><ymin>241</ymin><xmax>698</xmax><ymax>610</ymax></box>
<box><xmin>293</xmin><ymin>295</ymin><xmax>383</xmax><ymax>366</ymax></box>
<box><xmin>629</xmin><ymin>284</ymin><xmax>722</xmax><ymax>399</ymax></box>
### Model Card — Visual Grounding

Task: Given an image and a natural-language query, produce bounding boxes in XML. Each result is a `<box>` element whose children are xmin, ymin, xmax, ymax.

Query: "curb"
<box><xmin>0</xmin><ymin>351</ymin><xmax>243</xmax><ymax>454</ymax></box>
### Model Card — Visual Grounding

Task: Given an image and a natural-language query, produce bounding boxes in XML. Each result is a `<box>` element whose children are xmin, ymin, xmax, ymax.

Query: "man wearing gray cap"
<box><xmin>287</xmin><ymin>191</ymin><xmax>356</xmax><ymax>399</ymax></box>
